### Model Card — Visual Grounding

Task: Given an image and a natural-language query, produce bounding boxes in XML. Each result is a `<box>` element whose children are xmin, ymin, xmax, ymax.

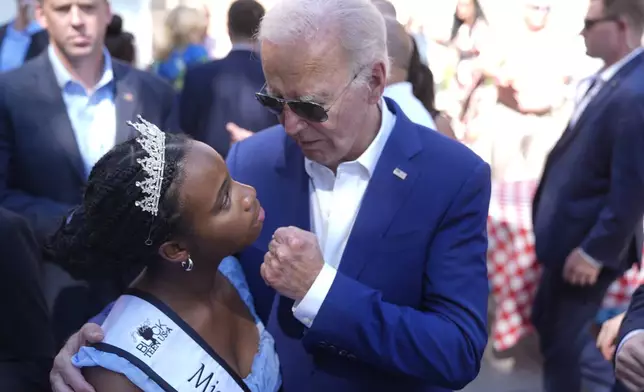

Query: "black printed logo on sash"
<box><xmin>131</xmin><ymin>319</ymin><xmax>173</xmax><ymax>358</ymax></box>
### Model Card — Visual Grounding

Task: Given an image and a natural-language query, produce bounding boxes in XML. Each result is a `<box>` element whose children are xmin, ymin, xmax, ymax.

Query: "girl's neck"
<box><xmin>132</xmin><ymin>259</ymin><xmax>225</xmax><ymax>308</ymax></box>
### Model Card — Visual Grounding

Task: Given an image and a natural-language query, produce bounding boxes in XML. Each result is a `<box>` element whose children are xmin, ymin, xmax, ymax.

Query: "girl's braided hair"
<box><xmin>46</xmin><ymin>133</ymin><xmax>192</xmax><ymax>281</ymax></box>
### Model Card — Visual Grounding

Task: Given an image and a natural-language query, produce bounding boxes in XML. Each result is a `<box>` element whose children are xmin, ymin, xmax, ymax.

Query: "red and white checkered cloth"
<box><xmin>487</xmin><ymin>180</ymin><xmax>644</xmax><ymax>351</ymax></box>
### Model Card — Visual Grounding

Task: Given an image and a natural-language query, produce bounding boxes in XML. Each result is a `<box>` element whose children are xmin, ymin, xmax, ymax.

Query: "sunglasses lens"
<box><xmin>289</xmin><ymin>102</ymin><xmax>329</xmax><ymax>123</ymax></box>
<box><xmin>255</xmin><ymin>94</ymin><xmax>284</xmax><ymax>115</ymax></box>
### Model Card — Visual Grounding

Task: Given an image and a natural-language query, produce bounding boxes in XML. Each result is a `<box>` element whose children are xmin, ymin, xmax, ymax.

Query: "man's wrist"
<box><xmin>579</xmin><ymin>248</ymin><xmax>603</xmax><ymax>269</ymax></box>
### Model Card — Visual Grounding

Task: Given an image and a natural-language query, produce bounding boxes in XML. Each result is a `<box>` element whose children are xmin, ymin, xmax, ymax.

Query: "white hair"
<box><xmin>258</xmin><ymin>0</ymin><xmax>389</xmax><ymax>79</ymax></box>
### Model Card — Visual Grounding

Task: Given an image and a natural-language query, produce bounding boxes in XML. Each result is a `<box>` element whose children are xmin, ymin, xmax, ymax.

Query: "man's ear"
<box><xmin>367</xmin><ymin>61</ymin><xmax>387</xmax><ymax>104</ymax></box>
<box><xmin>159</xmin><ymin>240</ymin><xmax>190</xmax><ymax>266</ymax></box>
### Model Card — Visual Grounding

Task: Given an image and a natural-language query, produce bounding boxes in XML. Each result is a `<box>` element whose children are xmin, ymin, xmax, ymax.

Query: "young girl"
<box><xmin>47</xmin><ymin>118</ymin><xmax>280</xmax><ymax>391</ymax></box>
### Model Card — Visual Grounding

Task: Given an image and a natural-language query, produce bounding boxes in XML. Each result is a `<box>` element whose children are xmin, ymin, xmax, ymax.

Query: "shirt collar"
<box><xmin>598</xmin><ymin>47</ymin><xmax>644</xmax><ymax>83</ymax></box>
<box><xmin>48</xmin><ymin>45</ymin><xmax>114</xmax><ymax>91</ymax></box>
<box><xmin>304</xmin><ymin>98</ymin><xmax>396</xmax><ymax>178</ymax></box>
<box><xmin>384</xmin><ymin>81</ymin><xmax>413</xmax><ymax>97</ymax></box>
<box><xmin>230</xmin><ymin>42</ymin><xmax>257</xmax><ymax>52</ymax></box>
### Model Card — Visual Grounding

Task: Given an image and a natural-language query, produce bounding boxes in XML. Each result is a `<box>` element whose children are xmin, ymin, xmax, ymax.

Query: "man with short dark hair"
<box><xmin>0</xmin><ymin>0</ymin><xmax>177</xmax><ymax>346</ymax></box>
<box><xmin>531</xmin><ymin>0</ymin><xmax>644</xmax><ymax>390</ymax></box>
<box><xmin>180</xmin><ymin>0</ymin><xmax>278</xmax><ymax>157</ymax></box>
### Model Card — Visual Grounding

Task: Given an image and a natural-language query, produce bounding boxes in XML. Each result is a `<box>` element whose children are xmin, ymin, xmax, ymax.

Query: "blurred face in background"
<box><xmin>582</xmin><ymin>0</ymin><xmax>623</xmax><ymax>60</ymax></box>
<box><xmin>456</xmin><ymin>0</ymin><xmax>476</xmax><ymax>22</ymax></box>
<box><xmin>524</xmin><ymin>0</ymin><xmax>551</xmax><ymax>31</ymax></box>
<box><xmin>36</xmin><ymin>0</ymin><xmax>112</xmax><ymax>61</ymax></box>
<box><xmin>18</xmin><ymin>0</ymin><xmax>36</xmax><ymax>21</ymax></box>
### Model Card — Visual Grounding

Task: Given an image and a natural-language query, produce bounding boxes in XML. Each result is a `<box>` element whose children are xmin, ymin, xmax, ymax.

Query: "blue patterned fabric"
<box><xmin>73</xmin><ymin>256</ymin><xmax>281</xmax><ymax>392</ymax></box>
<box><xmin>151</xmin><ymin>43</ymin><xmax>209</xmax><ymax>91</ymax></box>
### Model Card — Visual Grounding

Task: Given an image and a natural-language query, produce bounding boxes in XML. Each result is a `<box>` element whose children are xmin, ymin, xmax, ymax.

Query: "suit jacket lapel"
<box><xmin>36</xmin><ymin>52</ymin><xmax>85</xmax><ymax>180</ymax></box>
<box><xmin>550</xmin><ymin>52</ymin><xmax>644</xmax><ymax>160</ymax></box>
<box><xmin>338</xmin><ymin>99</ymin><xmax>421</xmax><ymax>280</ymax></box>
<box><xmin>112</xmin><ymin>62</ymin><xmax>139</xmax><ymax>144</ymax></box>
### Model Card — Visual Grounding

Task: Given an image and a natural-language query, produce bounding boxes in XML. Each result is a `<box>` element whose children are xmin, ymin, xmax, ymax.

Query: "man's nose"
<box><xmin>282</xmin><ymin>107</ymin><xmax>303</xmax><ymax>137</ymax></box>
<box><xmin>70</xmin><ymin>6</ymin><xmax>84</xmax><ymax>27</ymax></box>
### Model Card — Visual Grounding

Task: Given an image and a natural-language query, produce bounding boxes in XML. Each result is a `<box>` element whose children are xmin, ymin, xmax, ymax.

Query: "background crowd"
<box><xmin>3</xmin><ymin>0</ymin><xmax>644</xmax><ymax>391</ymax></box>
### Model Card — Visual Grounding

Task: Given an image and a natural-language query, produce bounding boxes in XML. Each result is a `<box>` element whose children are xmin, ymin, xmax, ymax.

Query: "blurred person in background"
<box><xmin>181</xmin><ymin>0</ymin><xmax>217</xmax><ymax>58</ymax></box>
<box><xmin>104</xmin><ymin>14</ymin><xmax>135</xmax><ymax>65</ymax></box>
<box><xmin>408</xmin><ymin>38</ymin><xmax>456</xmax><ymax>139</ymax></box>
<box><xmin>0</xmin><ymin>208</ymin><xmax>54</xmax><ymax>391</ymax></box>
<box><xmin>180</xmin><ymin>0</ymin><xmax>277</xmax><ymax>157</ymax></box>
<box><xmin>151</xmin><ymin>4</ymin><xmax>209</xmax><ymax>90</ymax></box>
<box><xmin>472</xmin><ymin>0</ymin><xmax>572</xmax><ymax>181</ymax></box>
<box><xmin>382</xmin><ymin>16</ymin><xmax>456</xmax><ymax>139</ymax></box>
<box><xmin>0</xmin><ymin>0</ymin><xmax>48</xmax><ymax>72</ymax></box>
<box><xmin>531</xmin><ymin>0</ymin><xmax>644</xmax><ymax>390</ymax></box>
<box><xmin>0</xmin><ymin>0</ymin><xmax>176</xmax><ymax>347</ymax></box>
<box><xmin>383</xmin><ymin>16</ymin><xmax>437</xmax><ymax>130</ymax></box>
<box><xmin>435</xmin><ymin>0</ymin><xmax>489</xmax><ymax>134</ymax></box>
<box><xmin>372</xmin><ymin>0</ymin><xmax>396</xmax><ymax>18</ymax></box>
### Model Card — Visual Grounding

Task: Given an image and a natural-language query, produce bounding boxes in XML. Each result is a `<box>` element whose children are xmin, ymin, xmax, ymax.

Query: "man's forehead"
<box><xmin>261</xmin><ymin>41</ymin><xmax>349</xmax><ymax>98</ymax></box>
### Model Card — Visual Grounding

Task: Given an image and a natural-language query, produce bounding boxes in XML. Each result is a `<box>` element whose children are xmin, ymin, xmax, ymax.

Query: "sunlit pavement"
<box><xmin>461</xmin><ymin>334</ymin><xmax>543</xmax><ymax>392</ymax></box>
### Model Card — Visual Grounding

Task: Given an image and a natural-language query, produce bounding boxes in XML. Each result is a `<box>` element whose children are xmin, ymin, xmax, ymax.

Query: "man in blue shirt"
<box><xmin>0</xmin><ymin>0</ymin><xmax>48</xmax><ymax>72</ymax></box>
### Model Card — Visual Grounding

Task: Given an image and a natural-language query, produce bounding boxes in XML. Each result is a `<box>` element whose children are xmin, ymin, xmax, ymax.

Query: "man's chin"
<box><xmin>63</xmin><ymin>45</ymin><xmax>96</xmax><ymax>60</ymax></box>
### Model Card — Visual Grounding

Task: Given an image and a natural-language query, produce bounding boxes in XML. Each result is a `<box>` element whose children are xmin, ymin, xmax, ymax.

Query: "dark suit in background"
<box><xmin>0</xmin><ymin>24</ymin><xmax>48</xmax><ymax>70</ymax></box>
<box><xmin>531</xmin><ymin>51</ymin><xmax>644</xmax><ymax>392</ymax></box>
<box><xmin>0</xmin><ymin>50</ymin><xmax>176</xmax><ymax>347</ymax></box>
<box><xmin>0</xmin><ymin>208</ymin><xmax>54</xmax><ymax>392</ymax></box>
<box><xmin>180</xmin><ymin>47</ymin><xmax>278</xmax><ymax>157</ymax></box>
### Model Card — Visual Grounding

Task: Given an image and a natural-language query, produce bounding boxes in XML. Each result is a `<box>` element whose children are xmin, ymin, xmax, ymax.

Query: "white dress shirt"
<box><xmin>292</xmin><ymin>100</ymin><xmax>396</xmax><ymax>328</ymax></box>
<box><xmin>383</xmin><ymin>81</ymin><xmax>437</xmax><ymax>130</ymax></box>
<box><xmin>49</xmin><ymin>45</ymin><xmax>117</xmax><ymax>177</ymax></box>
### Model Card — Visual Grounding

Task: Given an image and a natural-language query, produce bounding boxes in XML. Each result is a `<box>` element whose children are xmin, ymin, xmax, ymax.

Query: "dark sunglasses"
<box><xmin>255</xmin><ymin>71</ymin><xmax>360</xmax><ymax>123</ymax></box>
<box><xmin>583</xmin><ymin>16</ymin><xmax>617</xmax><ymax>31</ymax></box>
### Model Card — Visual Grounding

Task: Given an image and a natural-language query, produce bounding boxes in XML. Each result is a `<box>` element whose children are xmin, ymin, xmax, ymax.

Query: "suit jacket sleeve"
<box><xmin>303</xmin><ymin>162</ymin><xmax>491</xmax><ymax>390</ymax></box>
<box><xmin>0</xmin><ymin>82</ymin><xmax>72</xmax><ymax>241</ymax></box>
<box><xmin>581</xmin><ymin>98</ymin><xmax>644</xmax><ymax>267</ymax></box>
<box><xmin>617</xmin><ymin>284</ymin><xmax>644</xmax><ymax>346</ymax></box>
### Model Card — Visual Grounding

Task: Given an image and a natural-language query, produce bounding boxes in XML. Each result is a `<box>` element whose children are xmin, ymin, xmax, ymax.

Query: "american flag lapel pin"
<box><xmin>124</xmin><ymin>92</ymin><xmax>134</xmax><ymax>102</ymax></box>
<box><xmin>393</xmin><ymin>167</ymin><xmax>407</xmax><ymax>180</ymax></box>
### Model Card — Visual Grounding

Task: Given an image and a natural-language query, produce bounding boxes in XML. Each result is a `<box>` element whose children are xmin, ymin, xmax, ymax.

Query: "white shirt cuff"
<box><xmin>292</xmin><ymin>263</ymin><xmax>337</xmax><ymax>328</ymax></box>
<box><xmin>579</xmin><ymin>248</ymin><xmax>603</xmax><ymax>268</ymax></box>
<box><xmin>617</xmin><ymin>329</ymin><xmax>644</xmax><ymax>353</ymax></box>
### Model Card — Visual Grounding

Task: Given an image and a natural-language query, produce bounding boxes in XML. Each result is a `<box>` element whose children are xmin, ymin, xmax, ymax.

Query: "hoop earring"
<box><xmin>181</xmin><ymin>257</ymin><xmax>194</xmax><ymax>272</ymax></box>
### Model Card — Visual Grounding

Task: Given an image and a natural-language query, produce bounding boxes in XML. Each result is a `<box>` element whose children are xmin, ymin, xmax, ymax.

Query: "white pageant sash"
<box><xmin>94</xmin><ymin>290</ymin><xmax>251</xmax><ymax>392</ymax></box>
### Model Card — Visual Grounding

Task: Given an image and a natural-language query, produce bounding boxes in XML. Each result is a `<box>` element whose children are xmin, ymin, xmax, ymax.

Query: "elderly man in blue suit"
<box><xmin>50</xmin><ymin>0</ymin><xmax>491</xmax><ymax>391</ymax></box>
<box><xmin>531</xmin><ymin>0</ymin><xmax>644</xmax><ymax>391</ymax></box>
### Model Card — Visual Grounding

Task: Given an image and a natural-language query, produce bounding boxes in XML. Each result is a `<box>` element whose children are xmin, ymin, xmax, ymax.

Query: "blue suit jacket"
<box><xmin>227</xmin><ymin>98</ymin><xmax>491</xmax><ymax>391</ymax></box>
<box><xmin>0</xmin><ymin>51</ymin><xmax>176</xmax><ymax>243</ymax></box>
<box><xmin>180</xmin><ymin>49</ymin><xmax>278</xmax><ymax>157</ymax></box>
<box><xmin>532</xmin><ymin>52</ymin><xmax>644</xmax><ymax>271</ymax></box>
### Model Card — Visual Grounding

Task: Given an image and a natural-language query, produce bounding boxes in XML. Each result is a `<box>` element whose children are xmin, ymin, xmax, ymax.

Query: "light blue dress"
<box><xmin>73</xmin><ymin>256</ymin><xmax>281</xmax><ymax>392</ymax></box>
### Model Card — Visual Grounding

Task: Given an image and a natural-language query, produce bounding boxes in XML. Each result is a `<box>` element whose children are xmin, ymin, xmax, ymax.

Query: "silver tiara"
<box><xmin>127</xmin><ymin>115</ymin><xmax>166</xmax><ymax>216</ymax></box>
